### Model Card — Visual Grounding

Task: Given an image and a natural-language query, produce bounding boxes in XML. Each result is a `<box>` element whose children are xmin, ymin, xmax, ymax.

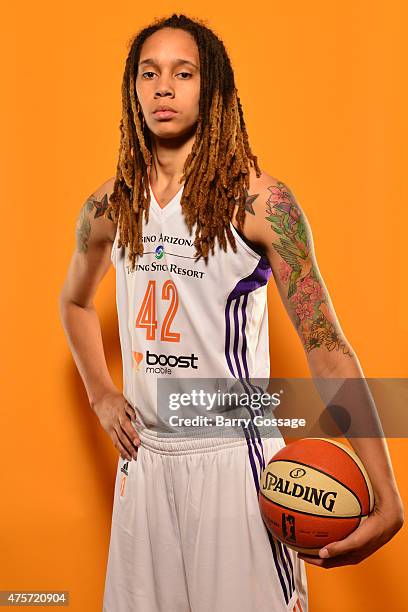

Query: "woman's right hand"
<box><xmin>92</xmin><ymin>390</ymin><xmax>141</xmax><ymax>461</ymax></box>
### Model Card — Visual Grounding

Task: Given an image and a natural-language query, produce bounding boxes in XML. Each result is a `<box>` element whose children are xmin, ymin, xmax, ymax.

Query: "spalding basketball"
<box><xmin>259</xmin><ymin>438</ymin><xmax>374</xmax><ymax>555</ymax></box>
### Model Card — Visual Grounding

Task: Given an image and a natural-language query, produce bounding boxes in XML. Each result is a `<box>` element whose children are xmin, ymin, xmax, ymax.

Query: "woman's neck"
<box><xmin>148</xmin><ymin>127</ymin><xmax>197</xmax><ymax>187</ymax></box>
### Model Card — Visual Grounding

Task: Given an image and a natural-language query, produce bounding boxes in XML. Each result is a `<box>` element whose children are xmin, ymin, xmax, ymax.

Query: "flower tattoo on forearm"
<box><xmin>266</xmin><ymin>181</ymin><xmax>352</xmax><ymax>355</ymax></box>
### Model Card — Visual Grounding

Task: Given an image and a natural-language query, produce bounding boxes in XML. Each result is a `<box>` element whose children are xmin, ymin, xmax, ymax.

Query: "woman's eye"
<box><xmin>141</xmin><ymin>71</ymin><xmax>192</xmax><ymax>79</ymax></box>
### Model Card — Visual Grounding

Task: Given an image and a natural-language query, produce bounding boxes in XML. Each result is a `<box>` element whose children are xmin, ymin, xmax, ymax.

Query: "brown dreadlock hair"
<box><xmin>104</xmin><ymin>13</ymin><xmax>262</xmax><ymax>270</ymax></box>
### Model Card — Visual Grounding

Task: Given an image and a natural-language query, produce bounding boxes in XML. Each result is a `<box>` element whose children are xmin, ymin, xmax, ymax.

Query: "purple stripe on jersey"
<box><xmin>224</xmin><ymin>258</ymin><xmax>272</xmax><ymax>470</ymax></box>
<box><xmin>238</xmin><ymin>295</ymin><xmax>268</xmax><ymax>475</ymax></box>
<box><xmin>238</xmin><ymin>378</ymin><xmax>265</xmax><ymax>477</ymax></box>
<box><xmin>240</xmin><ymin>292</ymin><xmax>250</xmax><ymax>379</ymax></box>
<box><xmin>240</xmin><ymin>293</ymin><xmax>267</xmax><ymax>421</ymax></box>
<box><xmin>228</xmin><ymin>257</ymin><xmax>272</xmax><ymax>301</ymax></box>
<box><xmin>232</xmin><ymin>298</ymin><xmax>243</xmax><ymax>378</ymax></box>
<box><xmin>247</xmin><ymin>421</ymin><xmax>264</xmax><ymax>479</ymax></box>
<box><xmin>224</xmin><ymin>295</ymin><xmax>235</xmax><ymax>376</ymax></box>
<box><xmin>243</xmin><ymin>426</ymin><xmax>261</xmax><ymax>494</ymax></box>
<box><xmin>224</xmin><ymin>258</ymin><xmax>294</xmax><ymax>605</ymax></box>
<box><xmin>239</xmin><ymin>296</ymin><xmax>270</xmax><ymax>487</ymax></box>
<box><xmin>241</xmin><ymin>290</ymin><xmax>297</xmax><ymax>600</ymax></box>
<box><xmin>225</xmin><ymin>257</ymin><xmax>271</xmax><ymax>379</ymax></box>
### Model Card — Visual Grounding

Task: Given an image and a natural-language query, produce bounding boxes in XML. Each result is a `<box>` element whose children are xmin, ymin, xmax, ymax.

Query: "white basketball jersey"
<box><xmin>110</xmin><ymin>181</ymin><xmax>272</xmax><ymax>434</ymax></box>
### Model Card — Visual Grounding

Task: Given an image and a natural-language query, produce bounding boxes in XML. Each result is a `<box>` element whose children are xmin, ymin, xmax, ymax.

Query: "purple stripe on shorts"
<box><xmin>224</xmin><ymin>258</ymin><xmax>295</xmax><ymax>605</ymax></box>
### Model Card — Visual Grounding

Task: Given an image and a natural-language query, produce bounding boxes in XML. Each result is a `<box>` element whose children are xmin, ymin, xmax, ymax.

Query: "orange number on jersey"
<box><xmin>135</xmin><ymin>280</ymin><xmax>180</xmax><ymax>342</ymax></box>
<box><xmin>135</xmin><ymin>280</ymin><xmax>158</xmax><ymax>340</ymax></box>
<box><xmin>161</xmin><ymin>280</ymin><xmax>180</xmax><ymax>342</ymax></box>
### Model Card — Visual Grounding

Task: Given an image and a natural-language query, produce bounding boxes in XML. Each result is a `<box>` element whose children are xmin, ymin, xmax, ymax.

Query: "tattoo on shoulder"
<box><xmin>234</xmin><ymin>188</ymin><xmax>259</xmax><ymax>215</ymax></box>
<box><xmin>75</xmin><ymin>192</ymin><xmax>112</xmax><ymax>253</ymax></box>
<box><xmin>266</xmin><ymin>181</ymin><xmax>353</xmax><ymax>356</ymax></box>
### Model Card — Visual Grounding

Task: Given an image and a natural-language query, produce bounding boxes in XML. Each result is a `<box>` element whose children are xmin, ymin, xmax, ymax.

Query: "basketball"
<box><xmin>259</xmin><ymin>437</ymin><xmax>375</xmax><ymax>555</ymax></box>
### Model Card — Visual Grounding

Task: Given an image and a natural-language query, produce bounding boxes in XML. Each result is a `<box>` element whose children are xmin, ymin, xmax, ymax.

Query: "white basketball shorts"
<box><xmin>103</xmin><ymin>430</ymin><xmax>308</xmax><ymax>612</ymax></box>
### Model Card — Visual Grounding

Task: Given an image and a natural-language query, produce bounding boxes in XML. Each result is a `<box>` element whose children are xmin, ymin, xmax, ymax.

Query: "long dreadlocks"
<box><xmin>104</xmin><ymin>13</ymin><xmax>262</xmax><ymax>270</ymax></box>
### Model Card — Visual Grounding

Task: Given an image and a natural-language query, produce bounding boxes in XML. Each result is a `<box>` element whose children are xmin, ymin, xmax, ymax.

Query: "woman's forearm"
<box><xmin>59</xmin><ymin>299</ymin><xmax>118</xmax><ymax>409</ymax></box>
<box><xmin>309</xmin><ymin>352</ymin><xmax>403</xmax><ymax>517</ymax></box>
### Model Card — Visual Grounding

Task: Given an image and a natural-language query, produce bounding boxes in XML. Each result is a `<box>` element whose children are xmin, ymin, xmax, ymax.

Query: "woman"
<box><xmin>59</xmin><ymin>13</ymin><xmax>404</xmax><ymax>612</ymax></box>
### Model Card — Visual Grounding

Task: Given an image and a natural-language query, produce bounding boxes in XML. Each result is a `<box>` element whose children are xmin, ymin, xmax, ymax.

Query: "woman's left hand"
<box><xmin>298</xmin><ymin>492</ymin><xmax>404</xmax><ymax>568</ymax></box>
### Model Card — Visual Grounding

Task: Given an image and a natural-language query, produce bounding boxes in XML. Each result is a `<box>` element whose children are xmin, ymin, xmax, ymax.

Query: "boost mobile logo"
<box><xmin>132</xmin><ymin>352</ymin><xmax>143</xmax><ymax>370</ymax></box>
<box><xmin>146</xmin><ymin>349</ymin><xmax>198</xmax><ymax>369</ymax></box>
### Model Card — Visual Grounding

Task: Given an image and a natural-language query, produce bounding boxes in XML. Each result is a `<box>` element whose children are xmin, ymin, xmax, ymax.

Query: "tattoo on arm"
<box><xmin>234</xmin><ymin>188</ymin><xmax>259</xmax><ymax>215</ymax></box>
<box><xmin>75</xmin><ymin>192</ymin><xmax>112</xmax><ymax>253</ymax></box>
<box><xmin>266</xmin><ymin>181</ymin><xmax>353</xmax><ymax>356</ymax></box>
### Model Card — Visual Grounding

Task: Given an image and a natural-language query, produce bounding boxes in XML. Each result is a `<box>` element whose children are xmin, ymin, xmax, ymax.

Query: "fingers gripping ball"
<box><xmin>259</xmin><ymin>438</ymin><xmax>374</xmax><ymax>556</ymax></box>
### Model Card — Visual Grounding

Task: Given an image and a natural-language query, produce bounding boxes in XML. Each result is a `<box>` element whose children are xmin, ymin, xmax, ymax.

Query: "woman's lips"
<box><xmin>153</xmin><ymin>110</ymin><xmax>178</xmax><ymax>119</ymax></box>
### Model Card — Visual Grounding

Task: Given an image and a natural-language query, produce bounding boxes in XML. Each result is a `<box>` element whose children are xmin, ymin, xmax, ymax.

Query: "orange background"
<box><xmin>2</xmin><ymin>1</ymin><xmax>407</xmax><ymax>610</ymax></box>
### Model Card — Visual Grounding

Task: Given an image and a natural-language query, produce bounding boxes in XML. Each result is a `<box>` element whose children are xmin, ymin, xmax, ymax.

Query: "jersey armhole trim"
<box><xmin>229</xmin><ymin>222</ymin><xmax>260</xmax><ymax>260</ymax></box>
<box><xmin>110</xmin><ymin>225</ymin><xmax>119</xmax><ymax>268</ymax></box>
<box><xmin>229</xmin><ymin>222</ymin><xmax>270</xmax><ymax>266</ymax></box>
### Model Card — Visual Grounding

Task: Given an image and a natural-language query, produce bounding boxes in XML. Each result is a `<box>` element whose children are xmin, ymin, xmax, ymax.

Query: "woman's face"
<box><xmin>136</xmin><ymin>27</ymin><xmax>201</xmax><ymax>141</ymax></box>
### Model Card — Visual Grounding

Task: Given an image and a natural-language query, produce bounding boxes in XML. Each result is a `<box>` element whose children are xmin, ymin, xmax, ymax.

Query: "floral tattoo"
<box><xmin>266</xmin><ymin>181</ymin><xmax>352</xmax><ymax>356</ymax></box>
<box><xmin>75</xmin><ymin>192</ymin><xmax>112</xmax><ymax>253</ymax></box>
